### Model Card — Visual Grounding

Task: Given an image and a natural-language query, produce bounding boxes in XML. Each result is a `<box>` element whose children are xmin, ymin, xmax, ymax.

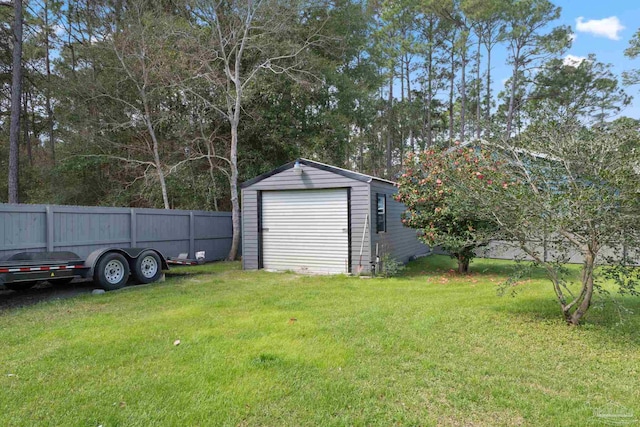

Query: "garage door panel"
<box><xmin>263</xmin><ymin>239</ymin><xmax>347</xmax><ymax>246</ymax></box>
<box><xmin>261</xmin><ymin>259</ymin><xmax>349</xmax><ymax>270</ymax></box>
<box><xmin>261</xmin><ymin>247</ymin><xmax>348</xmax><ymax>255</ymax></box>
<box><xmin>262</xmin><ymin>223</ymin><xmax>347</xmax><ymax>229</ymax></box>
<box><xmin>262</xmin><ymin>189</ymin><xmax>349</xmax><ymax>274</ymax></box>
<box><xmin>262</xmin><ymin>218</ymin><xmax>347</xmax><ymax>224</ymax></box>
<box><xmin>262</xmin><ymin>239</ymin><xmax>346</xmax><ymax>245</ymax></box>
<box><xmin>261</xmin><ymin>231</ymin><xmax>347</xmax><ymax>238</ymax></box>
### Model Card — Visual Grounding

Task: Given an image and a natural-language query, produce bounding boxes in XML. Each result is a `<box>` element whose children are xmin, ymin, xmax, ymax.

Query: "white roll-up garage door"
<box><xmin>261</xmin><ymin>189</ymin><xmax>349</xmax><ymax>274</ymax></box>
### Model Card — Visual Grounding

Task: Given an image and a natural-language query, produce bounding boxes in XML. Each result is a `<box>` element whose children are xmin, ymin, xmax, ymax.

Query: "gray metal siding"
<box><xmin>369</xmin><ymin>181</ymin><xmax>429</xmax><ymax>264</ymax></box>
<box><xmin>0</xmin><ymin>204</ymin><xmax>233</xmax><ymax>262</ymax></box>
<box><xmin>241</xmin><ymin>189</ymin><xmax>259</xmax><ymax>270</ymax></box>
<box><xmin>241</xmin><ymin>164</ymin><xmax>370</xmax><ymax>273</ymax></box>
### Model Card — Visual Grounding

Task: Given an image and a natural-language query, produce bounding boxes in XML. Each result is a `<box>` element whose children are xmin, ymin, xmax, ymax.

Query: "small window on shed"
<box><xmin>376</xmin><ymin>193</ymin><xmax>386</xmax><ymax>233</ymax></box>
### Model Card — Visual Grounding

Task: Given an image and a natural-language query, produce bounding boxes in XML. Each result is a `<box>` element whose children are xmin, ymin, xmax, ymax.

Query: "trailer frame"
<box><xmin>0</xmin><ymin>247</ymin><xmax>169</xmax><ymax>291</ymax></box>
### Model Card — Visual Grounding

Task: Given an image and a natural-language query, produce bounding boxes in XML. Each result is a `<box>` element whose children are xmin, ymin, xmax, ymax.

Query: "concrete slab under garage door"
<box><xmin>261</xmin><ymin>189</ymin><xmax>349</xmax><ymax>274</ymax></box>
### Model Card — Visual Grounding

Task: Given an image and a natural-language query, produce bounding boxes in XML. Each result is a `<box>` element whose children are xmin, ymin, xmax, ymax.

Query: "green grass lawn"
<box><xmin>1</xmin><ymin>255</ymin><xmax>639</xmax><ymax>426</ymax></box>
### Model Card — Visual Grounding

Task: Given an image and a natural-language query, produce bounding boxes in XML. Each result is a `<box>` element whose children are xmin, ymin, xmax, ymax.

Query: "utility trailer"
<box><xmin>0</xmin><ymin>248</ymin><xmax>168</xmax><ymax>291</ymax></box>
<box><xmin>0</xmin><ymin>203</ymin><xmax>236</xmax><ymax>292</ymax></box>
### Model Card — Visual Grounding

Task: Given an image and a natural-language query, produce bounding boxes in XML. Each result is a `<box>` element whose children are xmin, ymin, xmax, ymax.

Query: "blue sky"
<box><xmin>492</xmin><ymin>0</ymin><xmax>640</xmax><ymax>118</ymax></box>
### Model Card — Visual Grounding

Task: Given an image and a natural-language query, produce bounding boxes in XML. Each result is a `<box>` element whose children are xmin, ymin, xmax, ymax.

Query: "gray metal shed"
<box><xmin>240</xmin><ymin>159</ymin><xmax>428</xmax><ymax>274</ymax></box>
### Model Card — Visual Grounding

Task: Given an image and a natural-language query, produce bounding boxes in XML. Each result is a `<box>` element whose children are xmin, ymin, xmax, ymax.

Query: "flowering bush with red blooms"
<box><xmin>396</xmin><ymin>144</ymin><xmax>505</xmax><ymax>274</ymax></box>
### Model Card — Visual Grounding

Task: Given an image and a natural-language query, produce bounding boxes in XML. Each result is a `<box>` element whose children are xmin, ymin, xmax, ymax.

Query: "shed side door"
<box><xmin>261</xmin><ymin>189</ymin><xmax>349</xmax><ymax>274</ymax></box>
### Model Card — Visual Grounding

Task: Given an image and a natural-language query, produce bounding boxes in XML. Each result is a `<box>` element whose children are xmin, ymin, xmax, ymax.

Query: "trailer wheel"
<box><xmin>133</xmin><ymin>250</ymin><xmax>162</xmax><ymax>284</ymax></box>
<box><xmin>5</xmin><ymin>281</ymin><xmax>37</xmax><ymax>291</ymax></box>
<box><xmin>95</xmin><ymin>252</ymin><xmax>130</xmax><ymax>290</ymax></box>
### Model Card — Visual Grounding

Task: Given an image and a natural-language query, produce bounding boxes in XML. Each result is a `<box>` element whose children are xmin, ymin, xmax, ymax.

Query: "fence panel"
<box><xmin>477</xmin><ymin>238</ymin><xmax>636</xmax><ymax>265</ymax></box>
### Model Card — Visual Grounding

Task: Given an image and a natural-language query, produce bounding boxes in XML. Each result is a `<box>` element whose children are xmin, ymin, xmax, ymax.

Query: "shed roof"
<box><xmin>240</xmin><ymin>158</ymin><xmax>396</xmax><ymax>189</ymax></box>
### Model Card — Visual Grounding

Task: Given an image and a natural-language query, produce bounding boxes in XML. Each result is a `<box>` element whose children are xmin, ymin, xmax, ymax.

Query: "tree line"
<box><xmin>1</xmin><ymin>0</ymin><xmax>638</xmax><ymax>260</ymax></box>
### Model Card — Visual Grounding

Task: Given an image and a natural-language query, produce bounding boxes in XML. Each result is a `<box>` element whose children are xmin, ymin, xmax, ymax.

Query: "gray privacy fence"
<box><xmin>476</xmin><ymin>238</ymin><xmax>639</xmax><ymax>265</ymax></box>
<box><xmin>0</xmin><ymin>204</ymin><xmax>235</xmax><ymax>262</ymax></box>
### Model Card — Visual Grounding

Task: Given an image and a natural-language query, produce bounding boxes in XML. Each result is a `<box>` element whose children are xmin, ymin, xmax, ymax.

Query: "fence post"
<box><xmin>130</xmin><ymin>209</ymin><xmax>137</xmax><ymax>247</ymax></box>
<box><xmin>45</xmin><ymin>206</ymin><xmax>54</xmax><ymax>252</ymax></box>
<box><xmin>189</xmin><ymin>212</ymin><xmax>195</xmax><ymax>258</ymax></box>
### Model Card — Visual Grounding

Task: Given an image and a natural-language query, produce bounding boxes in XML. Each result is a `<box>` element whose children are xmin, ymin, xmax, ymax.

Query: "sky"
<box><xmin>491</xmin><ymin>0</ymin><xmax>640</xmax><ymax>119</ymax></box>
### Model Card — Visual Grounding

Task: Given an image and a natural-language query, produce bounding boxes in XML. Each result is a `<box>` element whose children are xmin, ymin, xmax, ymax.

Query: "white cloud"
<box><xmin>563</xmin><ymin>54</ymin><xmax>587</xmax><ymax>67</ymax></box>
<box><xmin>575</xmin><ymin>16</ymin><xmax>625</xmax><ymax>40</ymax></box>
<box><xmin>53</xmin><ymin>24</ymin><xmax>66</xmax><ymax>38</ymax></box>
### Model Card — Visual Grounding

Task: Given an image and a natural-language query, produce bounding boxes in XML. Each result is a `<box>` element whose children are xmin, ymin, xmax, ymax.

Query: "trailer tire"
<box><xmin>133</xmin><ymin>250</ymin><xmax>162</xmax><ymax>284</ymax></box>
<box><xmin>95</xmin><ymin>252</ymin><xmax>130</xmax><ymax>290</ymax></box>
<box><xmin>5</xmin><ymin>281</ymin><xmax>37</xmax><ymax>291</ymax></box>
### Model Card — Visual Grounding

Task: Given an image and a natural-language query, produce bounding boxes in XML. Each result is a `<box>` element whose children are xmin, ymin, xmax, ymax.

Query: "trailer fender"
<box><xmin>85</xmin><ymin>248</ymin><xmax>169</xmax><ymax>278</ymax></box>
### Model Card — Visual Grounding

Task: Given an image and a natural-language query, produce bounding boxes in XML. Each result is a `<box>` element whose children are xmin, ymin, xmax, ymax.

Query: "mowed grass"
<box><xmin>1</xmin><ymin>256</ymin><xmax>639</xmax><ymax>426</ymax></box>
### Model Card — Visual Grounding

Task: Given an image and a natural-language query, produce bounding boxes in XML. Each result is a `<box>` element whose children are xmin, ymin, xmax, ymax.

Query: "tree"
<box><xmin>38</xmin><ymin>0</ymin><xmax>63</xmax><ymax>164</ymax></box>
<box><xmin>373</xmin><ymin>0</ymin><xmax>404</xmax><ymax>176</ymax></box>
<box><xmin>442</xmin><ymin>19</ymin><xmax>458</xmax><ymax>144</ymax></box>
<box><xmin>8</xmin><ymin>0</ymin><xmax>23</xmax><ymax>203</ymax></box>
<box><xmin>503</xmin><ymin>0</ymin><xmax>569</xmax><ymax>138</ymax></box>
<box><xmin>378</xmin><ymin>0</ymin><xmax>419</xmax><ymax>157</ymax></box>
<box><xmin>463</xmin><ymin>0</ymin><xmax>506</xmax><ymax>136</ymax></box>
<box><xmin>184</xmin><ymin>0</ymin><xmax>329</xmax><ymax>260</ymax></box>
<box><xmin>526</xmin><ymin>55</ymin><xmax>630</xmax><ymax>125</ymax></box>
<box><xmin>623</xmin><ymin>28</ymin><xmax>640</xmax><ymax>87</ymax></box>
<box><xmin>98</xmin><ymin>3</ymin><xmax>188</xmax><ymax>209</ymax></box>
<box><xmin>416</xmin><ymin>5</ymin><xmax>447</xmax><ymax>148</ymax></box>
<box><xmin>395</xmin><ymin>145</ymin><xmax>499</xmax><ymax>273</ymax></box>
<box><xmin>461</xmin><ymin>120</ymin><xmax>640</xmax><ymax>325</ymax></box>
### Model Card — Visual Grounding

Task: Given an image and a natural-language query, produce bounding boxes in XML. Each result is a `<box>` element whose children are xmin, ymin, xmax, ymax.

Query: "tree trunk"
<box><xmin>358</xmin><ymin>138</ymin><xmax>364</xmax><ymax>172</ymax></box>
<box><xmin>568</xmin><ymin>252</ymin><xmax>596</xmax><ymax>325</ymax></box>
<box><xmin>23</xmin><ymin>83</ymin><xmax>32</xmax><ymax>166</ymax></box>
<box><xmin>426</xmin><ymin>46</ymin><xmax>432</xmax><ymax>148</ymax></box>
<box><xmin>150</xmin><ymin>134</ymin><xmax>170</xmax><ymax>210</ymax></box>
<box><xmin>45</xmin><ymin>0</ymin><xmax>55</xmax><ymax>164</ymax></box>
<box><xmin>399</xmin><ymin>59</ymin><xmax>404</xmax><ymax>163</ymax></box>
<box><xmin>8</xmin><ymin>0</ymin><xmax>23</xmax><ymax>204</ymax></box>
<box><xmin>456</xmin><ymin>254</ymin><xmax>470</xmax><ymax>274</ymax></box>
<box><xmin>460</xmin><ymin>48</ymin><xmax>466</xmax><ymax>143</ymax></box>
<box><xmin>475</xmin><ymin>37</ymin><xmax>481</xmax><ymax>140</ymax></box>
<box><xmin>142</xmin><ymin>103</ymin><xmax>170</xmax><ymax>209</ymax></box>
<box><xmin>448</xmin><ymin>40</ymin><xmax>455</xmax><ymax>145</ymax></box>
<box><xmin>425</xmin><ymin>17</ymin><xmax>434</xmax><ymax>149</ymax></box>
<box><xmin>227</xmin><ymin>118</ymin><xmax>241</xmax><ymax>261</ymax></box>
<box><xmin>485</xmin><ymin>45</ymin><xmax>492</xmax><ymax>136</ymax></box>
<box><xmin>206</xmin><ymin>154</ymin><xmax>219</xmax><ymax>211</ymax></box>
<box><xmin>67</xmin><ymin>0</ymin><xmax>76</xmax><ymax>75</ymax></box>
<box><xmin>405</xmin><ymin>55</ymin><xmax>414</xmax><ymax>153</ymax></box>
<box><xmin>506</xmin><ymin>51</ymin><xmax>519</xmax><ymax>139</ymax></box>
<box><xmin>30</xmin><ymin>90</ymin><xmax>37</xmax><ymax>158</ymax></box>
<box><xmin>386</xmin><ymin>68</ymin><xmax>393</xmax><ymax>176</ymax></box>
<box><xmin>400</xmin><ymin>57</ymin><xmax>404</xmax><ymax>102</ymax></box>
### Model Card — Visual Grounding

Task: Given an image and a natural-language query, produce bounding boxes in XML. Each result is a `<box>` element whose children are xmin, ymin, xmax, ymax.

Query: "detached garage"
<box><xmin>241</xmin><ymin>159</ymin><xmax>428</xmax><ymax>274</ymax></box>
